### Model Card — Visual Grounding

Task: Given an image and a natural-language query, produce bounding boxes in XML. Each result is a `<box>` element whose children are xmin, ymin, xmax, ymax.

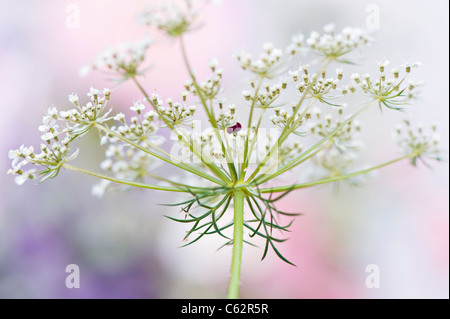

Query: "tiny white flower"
<box><xmin>114</xmin><ymin>113</ymin><xmax>125</xmax><ymax>122</ymax></box>
<box><xmin>271</xmin><ymin>49</ymin><xmax>282</xmax><ymax>59</ymax></box>
<box><xmin>431</xmin><ymin>133</ymin><xmax>440</xmax><ymax>143</ymax></box>
<box><xmin>323</xmin><ymin>23</ymin><xmax>336</xmax><ymax>33</ymax></box>
<box><xmin>8</xmin><ymin>149</ymin><xmax>20</xmax><ymax>160</ymax></box>
<box><xmin>292</xmin><ymin>34</ymin><xmax>304</xmax><ymax>45</ymax></box>
<box><xmin>100</xmin><ymin>159</ymin><xmax>113</xmax><ymax>170</ymax></box>
<box><xmin>242</xmin><ymin>90</ymin><xmax>252</xmax><ymax>100</ymax></box>
<box><xmin>263</xmin><ymin>42</ymin><xmax>274</xmax><ymax>52</ymax></box>
<box><xmin>88</xmin><ymin>87</ymin><xmax>100</xmax><ymax>97</ymax></box>
<box><xmin>19</xmin><ymin>145</ymin><xmax>34</xmax><ymax>157</ymax></box>
<box><xmin>208</xmin><ymin>58</ymin><xmax>219</xmax><ymax>70</ymax></box>
<box><xmin>41</xmin><ymin>132</ymin><xmax>56</xmax><ymax>141</ymax></box>
<box><xmin>289</xmin><ymin>70</ymin><xmax>299</xmax><ymax>81</ymax></box>
<box><xmin>69</xmin><ymin>93</ymin><xmax>79</xmax><ymax>104</ymax></box>
<box><xmin>47</xmin><ymin>107</ymin><xmax>58</xmax><ymax>117</ymax></box>
<box><xmin>378</xmin><ymin>59</ymin><xmax>390</xmax><ymax>72</ymax></box>
<box><xmin>130</xmin><ymin>102</ymin><xmax>145</xmax><ymax>113</ymax></box>
<box><xmin>91</xmin><ymin>180</ymin><xmax>111</xmax><ymax>197</ymax></box>
<box><xmin>14</xmin><ymin>169</ymin><xmax>36</xmax><ymax>185</ymax></box>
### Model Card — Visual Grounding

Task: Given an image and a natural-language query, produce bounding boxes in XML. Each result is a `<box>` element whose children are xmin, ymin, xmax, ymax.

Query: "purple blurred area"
<box><xmin>0</xmin><ymin>0</ymin><xmax>448</xmax><ymax>298</ymax></box>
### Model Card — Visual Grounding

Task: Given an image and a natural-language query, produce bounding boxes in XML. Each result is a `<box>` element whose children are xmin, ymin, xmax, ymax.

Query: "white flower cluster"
<box><xmin>147</xmin><ymin>93</ymin><xmax>197</xmax><ymax>127</ymax></box>
<box><xmin>176</xmin><ymin>126</ymin><xmax>240</xmax><ymax>164</ymax></box>
<box><xmin>93</xmin><ymin>101</ymin><xmax>165</xmax><ymax>196</ymax></box>
<box><xmin>351</xmin><ymin>60</ymin><xmax>421</xmax><ymax>110</ymax></box>
<box><xmin>137</xmin><ymin>0</ymin><xmax>197</xmax><ymax>37</ymax></box>
<box><xmin>215</xmin><ymin>103</ymin><xmax>236</xmax><ymax>130</ymax></box>
<box><xmin>175</xmin><ymin>122</ymin><xmax>297</xmax><ymax>175</ymax></box>
<box><xmin>106</xmin><ymin>102</ymin><xmax>162</xmax><ymax>146</ymax></box>
<box><xmin>235</xmin><ymin>43</ymin><xmax>286</xmax><ymax>77</ymax></box>
<box><xmin>275</xmin><ymin>140</ymin><xmax>303</xmax><ymax>165</ymax></box>
<box><xmin>309</xmin><ymin>148</ymin><xmax>360</xmax><ymax>183</ymax></box>
<box><xmin>174</xmin><ymin>127</ymin><xmax>223</xmax><ymax>163</ymax></box>
<box><xmin>159</xmin><ymin>99</ymin><xmax>197</xmax><ymax>127</ymax></box>
<box><xmin>80</xmin><ymin>37</ymin><xmax>152</xmax><ymax>78</ymax></box>
<box><xmin>286</xmin><ymin>34</ymin><xmax>305</xmax><ymax>56</ymax></box>
<box><xmin>292</xmin><ymin>65</ymin><xmax>346</xmax><ymax>106</ymax></box>
<box><xmin>306</xmin><ymin>24</ymin><xmax>371</xmax><ymax>63</ymax></box>
<box><xmin>184</xmin><ymin>59</ymin><xmax>223</xmax><ymax>100</ymax></box>
<box><xmin>242</xmin><ymin>81</ymin><xmax>285</xmax><ymax>109</ymax></box>
<box><xmin>63</xmin><ymin>88</ymin><xmax>112</xmax><ymax>136</ymax></box>
<box><xmin>304</xmin><ymin>107</ymin><xmax>364</xmax><ymax>182</ymax></box>
<box><xmin>308</xmin><ymin>108</ymin><xmax>362</xmax><ymax>152</ymax></box>
<box><xmin>93</xmin><ymin>144</ymin><xmax>162</xmax><ymax>197</ymax></box>
<box><xmin>7</xmin><ymin>142</ymin><xmax>78</xmax><ymax>185</ymax></box>
<box><xmin>394</xmin><ymin>121</ymin><xmax>442</xmax><ymax>165</ymax></box>
<box><xmin>8</xmin><ymin>87</ymin><xmax>111</xmax><ymax>184</ymax></box>
<box><xmin>300</xmin><ymin>108</ymin><xmax>363</xmax><ymax>181</ymax></box>
<box><xmin>270</xmin><ymin>104</ymin><xmax>312</xmax><ymax>135</ymax></box>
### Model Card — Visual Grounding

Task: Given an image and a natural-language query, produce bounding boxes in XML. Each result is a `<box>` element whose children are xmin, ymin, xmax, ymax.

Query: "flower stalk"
<box><xmin>63</xmin><ymin>163</ymin><xmax>194</xmax><ymax>192</ymax></box>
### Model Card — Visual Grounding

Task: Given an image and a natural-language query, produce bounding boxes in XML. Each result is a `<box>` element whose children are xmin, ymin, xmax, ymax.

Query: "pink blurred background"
<box><xmin>0</xmin><ymin>0</ymin><xmax>448</xmax><ymax>298</ymax></box>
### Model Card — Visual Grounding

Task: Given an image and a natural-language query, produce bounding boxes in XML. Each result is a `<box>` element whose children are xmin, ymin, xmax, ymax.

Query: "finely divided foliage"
<box><xmin>8</xmin><ymin>0</ymin><xmax>442</xmax><ymax>298</ymax></box>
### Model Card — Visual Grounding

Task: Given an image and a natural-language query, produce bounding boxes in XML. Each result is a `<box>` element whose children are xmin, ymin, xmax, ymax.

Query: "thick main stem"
<box><xmin>227</xmin><ymin>190</ymin><xmax>245</xmax><ymax>299</ymax></box>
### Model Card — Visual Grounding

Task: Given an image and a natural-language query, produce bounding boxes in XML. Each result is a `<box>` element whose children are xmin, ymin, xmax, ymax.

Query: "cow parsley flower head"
<box><xmin>215</xmin><ymin>104</ymin><xmax>237</xmax><ymax>130</ymax></box>
<box><xmin>242</xmin><ymin>81</ymin><xmax>285</xmax><ymax>110</ymax></box>
<box><xmin>286</xmin><ymin>34</ymin><xmax>305</xmax><ymax>55</ymax></box>
<box><xmin>294</xmin><ymin>67</ymin><xmax>345</xmax><ymax>106</ymax></box>
<box><xmin>102</xmin><ymin>102</ymin><xmax>163</xmax><ymax>148</ymax></box>
<box><xmin>138</xmin><ymin>0</ymin><xmax>221</xmax><ymax>37</ymax></box>
<box><xmin>61</xmin><ymin>87</ymin><xmax>113</xmax><ymax>137</ymax></box>
<box><xmin>80</xmin><ymin>36</ymin><xmax>152</xmax><ymax>79</ymax></box>
<box><xmin>183</xmin><ymin>61</ymin><xmax>223</xmax><ymax>100</ymax></box>
<box><xmin>7</xmin><ymin>137</ymin><xmax>79</xmax><ymax>185</ymax></box>
<box><xmin>7</xmin><ymin>87</ymin><xmax>111</xmax><ymax>184</ymax></box>
<box><xmin>394</xmin><ymin>120</ymin><xmax>442</xmax><ymax>165</ymax></box>
<box><xmin>7</xmin><ymin>1</ymin><xmax>444</xmax><ymax>299</ymax></box>
<box><xmin>351</xmin><ymin>60</ymin><xmax>421</xmax><ymax>110</ymax></box>
<box><xmin>235</xmin><ymin>41</ymin><xmax>299</xmax><ymax>78</ymax></box>
<box><xmin>138</xmin><ymin>1</ymin><xmax>197</xmax><ymax>37</ymax></box>
<box><xmin>306</xmin><ymin>25</ymin><xmax>371</xmax><ymax>63</ymax></box>
<box><xmin>310</xmin><ymin>148</ymin><xmax>360</xmax><ymax>182</ymax></box>
<box><xmin>92</xmin><ymin>142</ymin><xmax>162</xmax><ymax>196</ymax></box>
<box><xmin>309</xmin><ymin>109</ymin><xmax>362</xmax><ymax>152</ymax></box>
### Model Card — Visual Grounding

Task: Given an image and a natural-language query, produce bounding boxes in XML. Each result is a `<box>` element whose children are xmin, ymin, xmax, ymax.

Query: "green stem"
<box><xmin>179</xmin><ymin>35</ymin><xmax>237</xmax><ymax>181</ymax></box>
<box><xmin>258</xmin><ymin>153</ymin><xmax>412</xmax><ymax>193</ymax></box>
<box><xmin>253</xmin><ymin>99</ymin><xmax>378</xmax><ymax>185</ymax></box>
<box><xmin>254</xmin><ymin>138</ymin><xmax>332</xmax><ymax>186</ymax></box>
<box><xmin>63</xmin><ymin>164</ymin><xmax>194</xmax><ymax>192</ymax></box>
<box><xmin>96</xmin><ymin>124</ymin><xmax>225</xmax><ymax>186</ymax></box>
<box><xmin>241</xmin><ymin>76</ymin><xmax>264</xmax><ymax>178</ymax></box>
<box><xmin>227</xmin><ymin>189</ymin><xmax>245</xmax><ymax>299</ymax></box>
<box><xmin>246</xmin><ymin>59</ymin><xmax>332</xmax><ymax>183</ymax></box>
<box><xmin>244</xmin><ymin>81</ymin><xmax>312</xmax><ymax>183</ymax></box>
<box><xmin>131</xmin><ymin>76</ymin><xmax>230</xmax><ymax>184</ymax></box>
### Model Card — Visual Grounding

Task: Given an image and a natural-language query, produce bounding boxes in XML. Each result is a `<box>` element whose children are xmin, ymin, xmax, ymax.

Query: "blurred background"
<box><xmin>0</xmin><ymin>0</ymin><xmax>448</xmax><ymax>298</ymax></box>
